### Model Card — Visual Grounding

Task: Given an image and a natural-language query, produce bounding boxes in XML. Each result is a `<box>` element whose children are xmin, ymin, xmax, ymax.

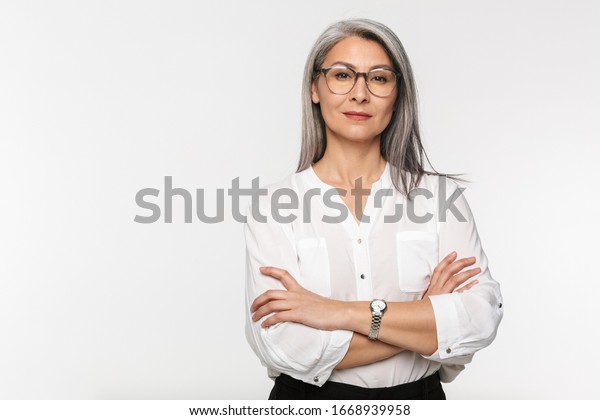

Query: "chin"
<box><xmin>340</xmin><ymin>129</ymin><xmax>382</xmax><ymax>143</ymax></box>
<box><xmin>326</xmin><ymin>120</ymin><xmax>385</xmax><ymax>143</ymax></box>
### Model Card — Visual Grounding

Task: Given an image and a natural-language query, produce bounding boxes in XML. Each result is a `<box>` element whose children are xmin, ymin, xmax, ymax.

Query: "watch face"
<box><xmin>372</xmin><ymin>300</ymin><xmax>386</xmax><ymax>311</ymax></box>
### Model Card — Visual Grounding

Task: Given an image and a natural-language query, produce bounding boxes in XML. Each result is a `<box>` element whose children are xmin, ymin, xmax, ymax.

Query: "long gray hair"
<box><xmin>297</xmin><ymin>18</ymin><xmax>467</xmax><ymax>198</ymax></box>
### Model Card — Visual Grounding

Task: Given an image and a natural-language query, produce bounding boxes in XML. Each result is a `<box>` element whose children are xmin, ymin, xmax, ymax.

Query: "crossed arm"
<box><xmin>244</xmin><ymin>180</ymin><xmax>503</xmax><ymax>383</ymax></box>
<box><xmin>250</xmin><ymin>251</ymin><xmax>479</xmax><ymax>370</ymax></box>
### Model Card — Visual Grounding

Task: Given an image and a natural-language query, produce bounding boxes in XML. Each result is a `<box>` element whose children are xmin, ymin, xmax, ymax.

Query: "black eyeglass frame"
<box><xmin>317</xmin><ymin>65</ymin><xmax>401</xmax><ymax>97</ymax></box>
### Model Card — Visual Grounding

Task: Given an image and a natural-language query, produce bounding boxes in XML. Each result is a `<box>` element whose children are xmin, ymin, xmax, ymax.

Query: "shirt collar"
<box><xmin>305</xmin><ymin>161</ymin><xmax>392</xmax><ymax>192</ymax></box>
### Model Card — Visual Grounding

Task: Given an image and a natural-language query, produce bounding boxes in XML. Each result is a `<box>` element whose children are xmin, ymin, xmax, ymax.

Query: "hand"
<box><xmin>250</xmin><ymin>266</ymin><xmax>345</xmax><ymax>330</ymax></box>
<box><xmin>423</xmin><ymin>251</ymin><xmax>480</xmax><ymax>299</ymax></box>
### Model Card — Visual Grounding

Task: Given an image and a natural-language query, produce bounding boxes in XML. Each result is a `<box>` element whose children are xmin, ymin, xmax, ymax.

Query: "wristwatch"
<box><xmin>368</xmin><ymin>299</ymin><xmax>387</xmax><ymax>340</ymax></box>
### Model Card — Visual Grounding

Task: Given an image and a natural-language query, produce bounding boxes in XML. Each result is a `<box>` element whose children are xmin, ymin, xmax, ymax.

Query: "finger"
<box><xmin>250</xmin><ymin>289</ymin><xmax>288</xmax><ymax>312</ymax></box>
<box><xmin>431</xmin><ymin>251</ymin><xmax>457</xmax><ymax>287</ymax></box>
<box><xmin>262</xmin><ymin>311</ymin><xmax>294</xmax><ymax>328</ymax></box>
<box><xmin>438</xmin><ymin>257</ymin><xmax>477</xmax><ymax>286</ymax></box>
<box><xmin>456</xmin><ymin>279</ymin><xmax>479</xmax><ymax>293</ymax></box>
<box><xmin>252</xmin><ymin>299</ymin><xmax>293</xmax><ymax>321</ymax></box>
<box><xmin>260</xmin><ymin>266</ymin><xmax>299</xmax><ymax>290</ymax></box>
<box><xmin>445</xmin><ymin>267</ymin><xmax>481</xmax><ymax>293</ymax></box>
<box><xmin>447</xmin><ymin>257</ymin><xmax>477</xmax><ymax>274</ymax></box>
<box><xmin>452</xmin><ymin>267</ymin><xmax>481</xmax><ymax>286</ymax></box>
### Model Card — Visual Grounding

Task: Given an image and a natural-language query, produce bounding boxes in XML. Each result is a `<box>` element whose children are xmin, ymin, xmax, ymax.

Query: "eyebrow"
<box><xmin>328</xmin><ymin>61</ymin><xmax>395</xmax><ymax>71</ymax></box>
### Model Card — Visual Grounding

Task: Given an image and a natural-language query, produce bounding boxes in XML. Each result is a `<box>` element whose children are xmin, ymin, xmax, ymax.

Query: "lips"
<box><xmin>343</xmin><ymin>111</ymin><xmax>372</xmax><ymax>121</ymax></box>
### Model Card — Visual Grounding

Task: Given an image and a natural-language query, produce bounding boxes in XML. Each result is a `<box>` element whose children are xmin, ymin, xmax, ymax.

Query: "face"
<box><xmin>311</xmin><ymin>36</ymin><xmax>398</xmax><ymax>145</ymax></box>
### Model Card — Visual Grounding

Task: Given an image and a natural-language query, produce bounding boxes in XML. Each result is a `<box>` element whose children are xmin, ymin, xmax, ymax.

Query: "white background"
<box><xmin>1</xmin><ymin>0</ymin><xmax>599</xmax><ymax>399</ymax></box>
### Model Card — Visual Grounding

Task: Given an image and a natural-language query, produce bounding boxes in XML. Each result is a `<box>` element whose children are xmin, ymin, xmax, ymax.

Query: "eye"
<box><xmin>330</xmin><ymin>68</ymin><xmax>354</xmax><ymax>81</ymax></box>
<box><xmin>369</xmin><ymin>70</ymin><xmax>394</xmax><ymax>84</ymax></box>
<box><xmin>370</xmin><ymin>75</ymin><xmax>388</xmax><ymax>83</ymax></box>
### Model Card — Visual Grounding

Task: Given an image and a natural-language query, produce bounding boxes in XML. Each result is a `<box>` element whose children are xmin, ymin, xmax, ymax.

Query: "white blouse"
<box><xmin>244</xmin><ymin>162</ymin><xmax>503</xmax><ymax>388</ymax></box>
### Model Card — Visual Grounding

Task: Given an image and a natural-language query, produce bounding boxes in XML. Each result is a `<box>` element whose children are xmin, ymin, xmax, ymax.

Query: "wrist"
<box><xmin>338</xmin><ymin>301</ymin><xmax>371</xmax><ymax>334</ymax></box>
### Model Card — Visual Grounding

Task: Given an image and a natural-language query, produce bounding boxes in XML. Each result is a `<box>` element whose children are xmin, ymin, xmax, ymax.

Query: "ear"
<box><xmin>311</xmin><ymin>80</ymin><xmax>320</xmax><ymax>104</ymax></box>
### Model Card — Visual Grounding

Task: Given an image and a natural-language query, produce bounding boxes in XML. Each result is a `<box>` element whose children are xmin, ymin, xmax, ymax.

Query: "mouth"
<box><xmin>343</xmin><ymin>111</ymin><xmax>372</xmax><ymax>121</ymax></box>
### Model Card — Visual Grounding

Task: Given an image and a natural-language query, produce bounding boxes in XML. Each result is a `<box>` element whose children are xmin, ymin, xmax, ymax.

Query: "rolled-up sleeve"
<box><xmin>422</xmin><ymin>176</ymin><xmax>504</xmax><ymax>377</ymax></box>
<box><xmin>244</xmin><ymin>198</ymin><xmax>353</xmax><ymax>386</ymax></box>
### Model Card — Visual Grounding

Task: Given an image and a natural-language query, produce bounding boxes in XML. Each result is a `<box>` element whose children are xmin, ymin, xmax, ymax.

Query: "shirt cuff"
<box><xmin>438</xmin><ymin>363</ymin><xmax>466</xmax><ymax>383</ymax></box>
<box><xmin>423</xmin><ymin>293</ymin><xmax>464</xmax><ymax>363</ymax></box>
<box><xmin>292</xmin><ymin>329</ymin><xmax>353</xmax><ymax>387</ymax></box>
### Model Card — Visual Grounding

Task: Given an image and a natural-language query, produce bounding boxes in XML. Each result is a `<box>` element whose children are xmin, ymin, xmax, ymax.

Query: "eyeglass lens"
<box><xmin>324</xmin><ymin>67</ymin><xmax>397</xmax><ymax>97</ymax></box>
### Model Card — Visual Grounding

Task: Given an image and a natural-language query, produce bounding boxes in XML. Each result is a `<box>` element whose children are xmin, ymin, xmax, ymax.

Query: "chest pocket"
<box><xmin>396</xmin><ymin>230</ymin><xmax>439</xmax><ymax>293</ymax></box>
<box><xmin>296</xmin><ymin>237</ymin><xmax>331</xmax><ymax>297</ymax></box>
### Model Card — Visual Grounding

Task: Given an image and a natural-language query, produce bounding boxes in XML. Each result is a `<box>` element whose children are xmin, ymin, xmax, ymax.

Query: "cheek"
<box><xmin>382</xmin><ymin>106</ymin><xmax>396</xmax><ymax>124</ymax></box>
<box><xmin>319</xmin><ymin>97</ymin><xmax>343</xmax><ymax>119</ymax></box>
<box><xmin>374</xmin><ymin>103</ymin><xmax>395</xmax><ymax>126</ymax></box>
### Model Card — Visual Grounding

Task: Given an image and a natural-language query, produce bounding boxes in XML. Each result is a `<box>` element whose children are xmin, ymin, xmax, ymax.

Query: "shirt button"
<box><xmin>360</xmin><ymin>274</ymin><xmax>365</xmax><ymax>279</ymax></box>
<box><xmin>357</xmin><ymin>238</ymin><xmax>362</xmax><ymax>244</ymax></box>
<box><xmin>446</xmin><ymin>348</ymin><xmax>452</xmax><ymax>354</ymax></box>
<box><xmin>499</xmin><ymin>303</ymin><xmax>503</xmax><ymax>308</ymax></box>
<box><xmin>313</xmin><ymin>376</ymin><xmax>319</xmax><ymax>383</ymax></box>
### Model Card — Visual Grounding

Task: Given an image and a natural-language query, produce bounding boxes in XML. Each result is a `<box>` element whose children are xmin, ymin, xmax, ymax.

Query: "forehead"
<box><xmin>322</xmin><ymin>36</ymin><xmax>393</xmax><ymax>69</ymax></box>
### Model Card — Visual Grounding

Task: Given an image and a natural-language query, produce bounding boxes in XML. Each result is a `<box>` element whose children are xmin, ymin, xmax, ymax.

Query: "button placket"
<box><xmin>354</xmin><ymin>235</ymin><xmax>372</xmax><ymax>299</ymax></box>
<box><xmin>353</xmin><ymin>179</ymin><xmax>384</xmax><ymax>300</ymax></box>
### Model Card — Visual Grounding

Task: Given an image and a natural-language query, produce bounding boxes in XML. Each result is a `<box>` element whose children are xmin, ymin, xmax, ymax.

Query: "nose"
<box><xmin>350</xmin><ymin>73</ymin><xmax>370</xmax><ymax>103</ymax></box>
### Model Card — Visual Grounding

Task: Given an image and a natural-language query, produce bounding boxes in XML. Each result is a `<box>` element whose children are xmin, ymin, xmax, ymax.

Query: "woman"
<box><xmin>244</xmin><ymin>18</ymin><xmax>503</xmax><ymax>400</ymax></box>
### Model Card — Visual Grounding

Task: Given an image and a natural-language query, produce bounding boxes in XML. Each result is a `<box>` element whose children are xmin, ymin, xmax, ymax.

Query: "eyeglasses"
<box><xmin>317</xmin><ymin>66</ymin><xmax>400</xmax><ymax>97</ymax></box>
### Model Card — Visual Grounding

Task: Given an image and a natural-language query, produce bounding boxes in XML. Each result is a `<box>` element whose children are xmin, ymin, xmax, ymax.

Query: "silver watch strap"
<box><xmin>368</xmin><ymin>312</ymin><xmax>383</xmax><ymax>340</ymax></box>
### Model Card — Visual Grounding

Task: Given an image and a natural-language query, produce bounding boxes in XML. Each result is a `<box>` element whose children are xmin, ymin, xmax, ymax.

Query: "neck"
<box><xmin>312</xmin><ymin>134</ymin><xmax>387</xmax><ymax>188</ymax></box>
